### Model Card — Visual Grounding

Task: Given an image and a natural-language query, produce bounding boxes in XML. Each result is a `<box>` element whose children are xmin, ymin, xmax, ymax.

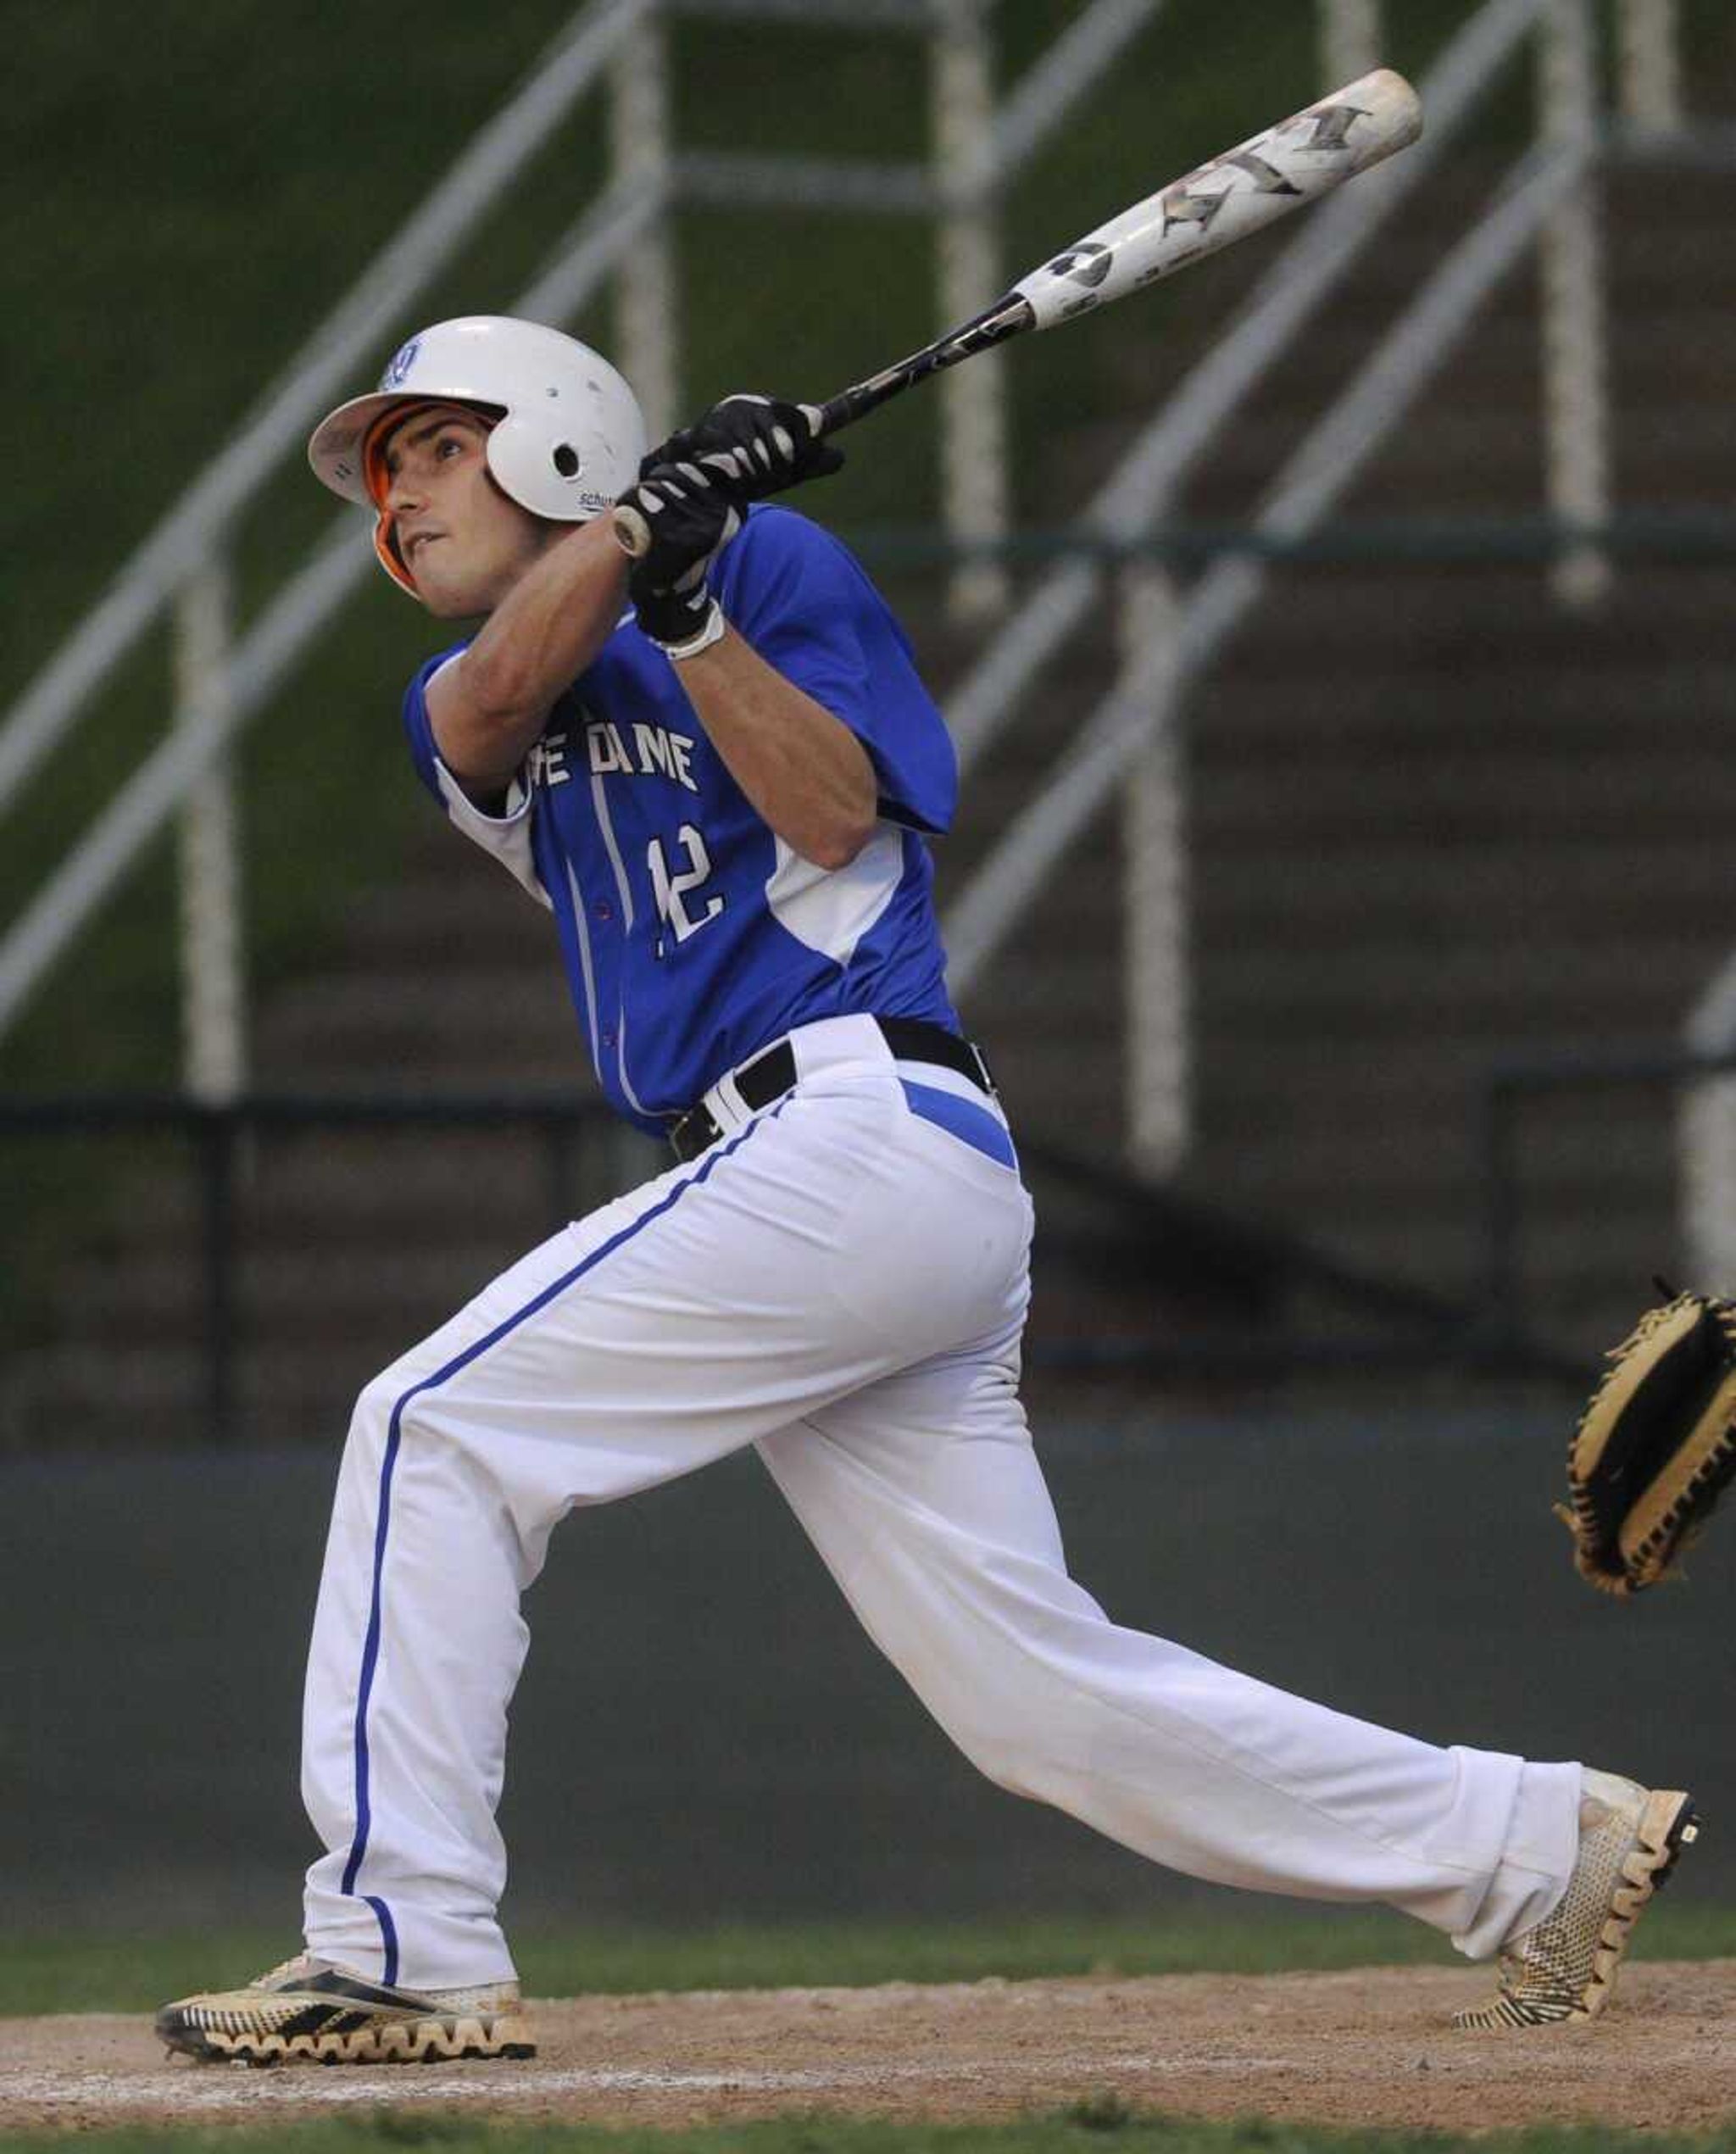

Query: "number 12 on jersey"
<box><xmin>648</xmin><ymin>825</ymin><xmax>724</xmax><ymax>956</ymax></box>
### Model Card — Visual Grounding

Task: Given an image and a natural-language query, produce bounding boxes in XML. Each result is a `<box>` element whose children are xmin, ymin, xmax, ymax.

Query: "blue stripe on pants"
<box><xmin>338</xmin><ymin>1108</ymin><xmax>784</xmax><ymax>1983</ymax></box>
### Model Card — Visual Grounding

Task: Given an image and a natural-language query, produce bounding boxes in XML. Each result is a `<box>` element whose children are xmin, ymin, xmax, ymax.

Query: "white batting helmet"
<box><xmin>308</xmin><ymin>315</ymin><xmax>647</xmax><ymax>592</ymax></box>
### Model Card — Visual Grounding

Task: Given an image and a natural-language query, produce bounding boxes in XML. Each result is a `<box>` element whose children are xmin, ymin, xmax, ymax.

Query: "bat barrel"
<box><xmin>1013</xmin><ymin>68</ymin><xmax>1422</xmax><ymax>331</ymax></box>
<box><xmin>612</xmin><ymin>73</ymin><xmax>1422</xmax><ymax>562</ymax></box>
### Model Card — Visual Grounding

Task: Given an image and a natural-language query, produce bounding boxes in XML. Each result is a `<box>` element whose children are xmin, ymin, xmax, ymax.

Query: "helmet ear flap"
<box><xmin>483</xmin><ymin>403</ymin><xmax>634</xmax><ymax>520</ymax></box>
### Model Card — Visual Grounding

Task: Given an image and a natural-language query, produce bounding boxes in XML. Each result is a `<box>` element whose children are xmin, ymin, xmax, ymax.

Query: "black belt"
<box><xmin>669</xmin><ymin>1016</ymin><xmax>995</xmax><ymax>1163</ymax></box>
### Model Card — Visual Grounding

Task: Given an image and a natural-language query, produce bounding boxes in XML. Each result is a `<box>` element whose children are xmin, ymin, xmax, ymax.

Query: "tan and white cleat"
<box><xmin>156</xmin><ymin>1951</ymin><xmax>535</xmax><ymax>2066</ymax></box>
<box><xmin>1454</xmin><ymin>1770</ymin><xmax>1700</xmax><ymax>2029</ymax></box>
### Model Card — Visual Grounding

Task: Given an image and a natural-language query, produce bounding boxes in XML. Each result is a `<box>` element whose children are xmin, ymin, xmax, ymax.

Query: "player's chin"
<box><xmin>410</xmin><ymin>568</ymin><xmax>488</xmax><ymax>621</ymax></box>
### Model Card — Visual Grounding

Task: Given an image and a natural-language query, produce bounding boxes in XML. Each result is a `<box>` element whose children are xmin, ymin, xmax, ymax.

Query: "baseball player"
<box><xmin>159</xmin><ymin>317</ymin><xmax>1694</xmax><ymax>2067</ymax></box>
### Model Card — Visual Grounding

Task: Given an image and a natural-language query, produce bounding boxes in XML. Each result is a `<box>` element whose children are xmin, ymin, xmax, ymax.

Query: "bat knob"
<box><xmin>611</xmin><ymin>503</ymin><xmax>651</xmax><ymax>559</ymax></box>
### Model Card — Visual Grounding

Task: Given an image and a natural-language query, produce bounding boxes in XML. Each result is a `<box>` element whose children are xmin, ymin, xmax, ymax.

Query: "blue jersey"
<box><xmin>402</xmin><ymin>505</ymin><xmax>962</xmax><ymax>1135</ymax></box>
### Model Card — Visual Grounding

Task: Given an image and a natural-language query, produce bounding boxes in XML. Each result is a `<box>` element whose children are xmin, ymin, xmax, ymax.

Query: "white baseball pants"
<box><xmin>300</xmin><ymin>1015</ymin><xmax>1582</xmax><ymax>1989</ymax></box>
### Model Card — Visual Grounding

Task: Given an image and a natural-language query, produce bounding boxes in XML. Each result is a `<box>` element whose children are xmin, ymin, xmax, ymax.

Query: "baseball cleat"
<box><xmin>156</xmin><ymin>1952</ymin><xmax>535</xmax><ymax>2066</ymax></box>
<box><xmin>1453</xmin><ymin>1770</ymin><xmax>1700</xmax><ymax>2029</ymax></box>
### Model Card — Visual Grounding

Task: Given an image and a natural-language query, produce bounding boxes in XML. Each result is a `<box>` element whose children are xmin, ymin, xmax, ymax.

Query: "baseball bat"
<box><xmin>613</xmin><ymin>67</ymin><xmax>1422</xmax><ymax>559</ymax></box>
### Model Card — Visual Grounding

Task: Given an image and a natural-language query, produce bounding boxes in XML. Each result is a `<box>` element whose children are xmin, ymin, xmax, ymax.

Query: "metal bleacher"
<box><xmin>5</xmin><ymin>0</ymin><xmax>1735</xmax><ymax>1444</ymax></box>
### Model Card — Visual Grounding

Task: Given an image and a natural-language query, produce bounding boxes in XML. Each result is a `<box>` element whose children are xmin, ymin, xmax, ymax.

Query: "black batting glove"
<box><xmin>618</xmin><ymin>460</ymin><xmax>743</xmax><ymax>656</ymax></box>
<box><xmin>640</xmin><ymin>394</ymin><xmax>845</xmax><ymax>504</ymax></box>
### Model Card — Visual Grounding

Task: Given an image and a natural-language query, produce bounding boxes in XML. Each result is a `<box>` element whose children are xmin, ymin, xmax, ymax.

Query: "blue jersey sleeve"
<box><xmin>715</xmin><ymin>507</ymin><xmax>957</xmax><ymax>835</ymax></box>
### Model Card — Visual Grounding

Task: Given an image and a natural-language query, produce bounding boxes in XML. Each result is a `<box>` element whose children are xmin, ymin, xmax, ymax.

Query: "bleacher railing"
<box><xmin>1478</xmin><ymin>1041</ymin><xmax>1736</xmax><ymax>1357</ymax></box>
<box><xmin>2</xmin><ymin>1077</ymin><xmax>1589</xmax><ymax>1445</ymax></box>
<box><xmin>0</xmin><ymin>1094</ymin><xmax>616</xmax><ymax>1445</ymax></box>
<box><xmin>0</xmin><ymin>0</ymin><xmax>1162</xmax><ymax>1093</ymax></box>
<box><xmin>5</xmin><ymin>0</ymin><xmax>1730</xmax><ymax>1337</ymax></box>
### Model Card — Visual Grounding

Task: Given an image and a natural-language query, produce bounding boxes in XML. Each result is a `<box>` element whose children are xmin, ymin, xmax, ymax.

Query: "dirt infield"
<box><xmin>7</xmin><ymin>1963</ymin><xmax>1734</xmax><ymax>2136</ymax></box>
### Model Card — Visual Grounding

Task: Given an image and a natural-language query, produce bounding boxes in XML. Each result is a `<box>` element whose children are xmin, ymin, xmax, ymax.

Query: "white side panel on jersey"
<box><xmin>587</xmin><ymin>775</ymin><xmax>653</xmax><ymax>1119</ymax></box>
<box><xmin>766</xmin><ymin>824</ymin><xmax>902</xmax><ymax>967</ymax></box>
<box><xmin>560</xmin><ymin>863</ymin><xmax>603</xmax><ymax>1076</ymax></box>
<box><xmin>432</xmin><ymin>759</ymin><xmax>549</xmax><ymax>911</ymax></box>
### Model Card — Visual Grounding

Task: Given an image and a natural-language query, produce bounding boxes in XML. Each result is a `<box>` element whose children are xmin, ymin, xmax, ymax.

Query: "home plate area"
<box><xmin>7</xmin><ymin>1964</ymin><xmax>1736</xmax><ymax>2135</ymax></box>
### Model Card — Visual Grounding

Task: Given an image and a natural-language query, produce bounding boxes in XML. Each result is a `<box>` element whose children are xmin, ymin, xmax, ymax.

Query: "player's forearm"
<box><xmin>676</xmin><ymin>630</ymin><xmax>877</xmax><ymax>871</ymax></box>
<box><xmin>431</xmin><ymin>520</ymin><xmax>630</xmax><ymax>790</ymax></box>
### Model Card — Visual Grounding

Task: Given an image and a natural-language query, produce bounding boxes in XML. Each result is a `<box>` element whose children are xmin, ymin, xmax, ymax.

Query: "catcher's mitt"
<box><xmin>1561</xmin><ymin>1288</ymin><xmax>1736</xmax><ymax>1595</ymax></box>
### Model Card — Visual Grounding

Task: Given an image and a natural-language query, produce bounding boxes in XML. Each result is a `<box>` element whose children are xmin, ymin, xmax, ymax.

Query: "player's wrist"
<box><xmin>643</xmin><ymin>593</ymin><xmax>727</xmax><ymax>661</ymax></box>
<box><xmin>631</xmin><ymin>575</ymin><xmax>706</xmax><ymax>647</ymax></box>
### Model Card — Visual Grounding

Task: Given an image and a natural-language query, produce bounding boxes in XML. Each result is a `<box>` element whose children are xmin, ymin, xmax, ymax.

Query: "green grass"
<box><xmin>3</xmin><ymin>2114</ymin><xmax>1736</xmax><ymax>2154</ymax></box>
<box><xmin>9</xmin><ymin>1904</ymin><xmax>1733</xmax><ymax>2019</ymax></box>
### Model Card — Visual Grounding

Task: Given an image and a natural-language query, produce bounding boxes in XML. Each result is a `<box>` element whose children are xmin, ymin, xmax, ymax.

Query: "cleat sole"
<box><xmin>155</xmin><ymin>1956</ymin><xmax>535</xmax><ymax>2068</ymax></box>
<box><xmin>161</xmin><ymin>2013</ymin><xmax>536</xmax><ymax>2068</ymax></box>
<box><xmin>1455</xmin><ymin>1789</ymin><xmax>1702</xmax><ymax>2032</ymax></box>
<box><xmin>1579</xmin><ymin>1790</ymin><xmax>1699</xmax><ymax>2019</ymax></box>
